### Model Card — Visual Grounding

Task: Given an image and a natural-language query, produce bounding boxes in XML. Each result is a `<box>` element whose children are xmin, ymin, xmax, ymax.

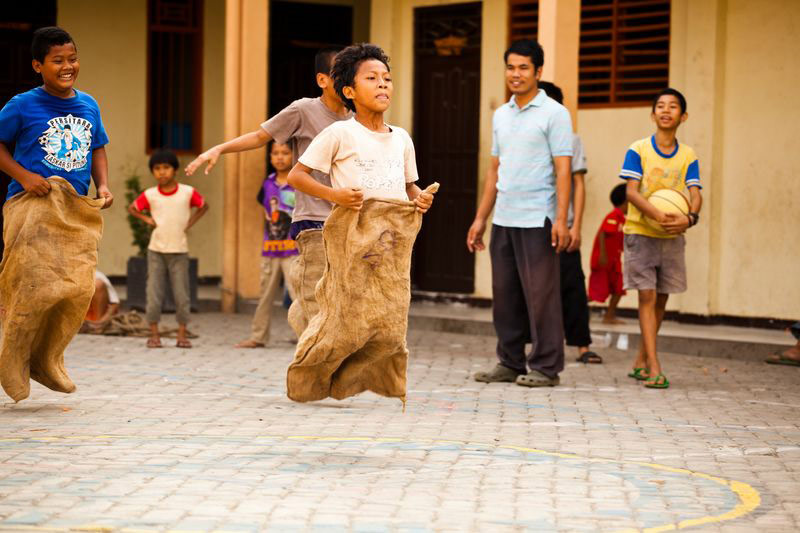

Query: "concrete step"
<box><xmin>116</xmin><ymin>284</ymin><xmax>795</xmax><ymax>363</ymax></box>
<box><xmin>407</xmin><ymin>301</ymin><xmax>795</xmax><ymax>362</ymax></box>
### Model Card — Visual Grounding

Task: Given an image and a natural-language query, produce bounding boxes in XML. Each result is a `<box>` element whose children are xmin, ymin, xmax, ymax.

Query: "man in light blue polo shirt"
<box><xmin>467</xmin><ymin>39</ymin><xmax>573</xmax><ymax>387</ymax></box>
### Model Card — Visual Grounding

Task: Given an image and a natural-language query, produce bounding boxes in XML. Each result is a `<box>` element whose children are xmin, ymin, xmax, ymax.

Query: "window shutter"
<box><xmin>579</xmin><ymin>0</ymin><xmax>670</xmax><ymax>107</ymax></box>
<box><xmin>147</xmin><ymin>0</ymin><xmax>204</xmax><ymax>152</ymax></box>
<box><xmin>508</xmin><ymin>0</ymin><xmax>539</xmax><ymax>42</ymax></box>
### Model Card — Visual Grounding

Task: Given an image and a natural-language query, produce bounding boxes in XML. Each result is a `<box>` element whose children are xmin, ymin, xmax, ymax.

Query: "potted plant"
<box><xmin>124</xmin><ymin>170</ymin><xmax>199</xmax><ymax>312</ymax></box>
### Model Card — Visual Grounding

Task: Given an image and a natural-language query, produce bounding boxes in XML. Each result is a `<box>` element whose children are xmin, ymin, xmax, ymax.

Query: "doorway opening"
<box><xmin>268</xmin><ymin>1</ymin><xmax>354</xmax><ymax>117</ymax></box>
<box><xmin>412</xmin><ymin>3</ymin><xmax>481</xmax><ymax>293</ymax></box>
<box><xmin>0</xmin><ymin>2</ymin><xmax>58</xmax><ymax>257</ymax></box>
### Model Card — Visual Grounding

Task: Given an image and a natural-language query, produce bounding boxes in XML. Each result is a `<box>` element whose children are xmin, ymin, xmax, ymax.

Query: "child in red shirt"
<box><xmin>589</xmin><ymin>184</ymin><xmax>627</xmax><ymax>324</ymax></box>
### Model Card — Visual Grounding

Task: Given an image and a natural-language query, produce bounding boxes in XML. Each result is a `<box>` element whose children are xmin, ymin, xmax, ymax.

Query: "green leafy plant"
<box><xmin>124</xmin><ymin>172</ymin><xmax>151</xmax><ymax>257</ymax></box>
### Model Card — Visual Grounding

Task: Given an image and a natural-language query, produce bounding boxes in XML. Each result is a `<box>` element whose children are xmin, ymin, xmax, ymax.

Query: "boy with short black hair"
<box><xmin>588</xmin><ymin>183</ymin><xmax>628</xmax><ymax>324</ymax></box>
<box><xmin>288</xmin><ymin>44</ymin><xmax>432</xmax><ymax>211</ymax></box>
<box><xmin>620</xmin><ymin>88</ymin><xmax>702</xmax><ymax>389</ymax></box>
<box><xmin>128</xmin><ymin>149</ymin><xmax>208</xmax><ymax>349</ymax></box>
<box><xmin>0</xmin><ymin>26</ymin><xmax>112</xmax><ymax>401</ymax></box>
<box><xmin>0</xmin><ymin>26</ymin><xmax>112</xmax><ymax>204</ymax></box>
<box><xmin>186</xmin><ymin>47</ymin><xmax>350</xmax><ymax>335</ymax></box>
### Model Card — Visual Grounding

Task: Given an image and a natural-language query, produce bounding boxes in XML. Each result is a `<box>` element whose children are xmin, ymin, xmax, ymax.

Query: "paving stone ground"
<box><xmin>1</xmin><ymin>310</ymin><xmax>799</xmax><ymax>532</ymax></box>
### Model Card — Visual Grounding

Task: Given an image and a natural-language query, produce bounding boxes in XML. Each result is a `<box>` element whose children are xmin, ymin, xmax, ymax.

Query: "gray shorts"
<box><xmin>623</xmin><ymin>234</ymin><xmax>687</xmax><ymax>294</ymax></box>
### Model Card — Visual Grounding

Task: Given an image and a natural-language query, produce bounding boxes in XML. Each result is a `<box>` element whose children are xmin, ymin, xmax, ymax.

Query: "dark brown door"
<box><xmin>0</xmin><ymin>3</ymin><xmax>57</xmax><ymax>257</ymax></box>
<box><xmin>268</xmin><ymin>1</ymin><xmax>353</xmax><ymax>117</ymax></box>
<box><xmin>412</xmin><ymin>3</ymin><xmax>481</xmax><ymax>294</ymax></box>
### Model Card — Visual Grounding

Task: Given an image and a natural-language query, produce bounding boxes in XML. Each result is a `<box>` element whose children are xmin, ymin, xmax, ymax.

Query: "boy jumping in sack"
<box><xmin>0</xmin><ymin>27</ymin><xmax>112</xmax><ymax>401</ymax></box>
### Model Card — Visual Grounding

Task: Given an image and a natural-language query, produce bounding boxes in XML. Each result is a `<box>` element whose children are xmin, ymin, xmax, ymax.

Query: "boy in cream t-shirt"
<box><xmin>288</xmin><ymin>43</ymin><xmax>433</xmax><ymax>212</ymax></box>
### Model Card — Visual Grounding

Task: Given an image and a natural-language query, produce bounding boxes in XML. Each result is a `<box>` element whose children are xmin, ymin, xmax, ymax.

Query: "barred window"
<box><xmin>508</xmin><ymin>0</ymin><xmax>538</xmax><ymax>42</ymax></box>
<box><xmin>579</xmin><ymin>0</ymin><xmax>669</xmax><ymax>107</ymax></box>
<box><xmin>147</xmin><ymin>0</ymin><xmax>203</xmax><ymax>152</ymax></box>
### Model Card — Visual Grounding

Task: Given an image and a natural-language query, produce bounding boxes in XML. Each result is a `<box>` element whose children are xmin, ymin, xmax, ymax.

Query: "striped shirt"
<box><xmin>491</xmin><ymin>90</ymin><xmax>573</xmax><ymax>228</ymax></box>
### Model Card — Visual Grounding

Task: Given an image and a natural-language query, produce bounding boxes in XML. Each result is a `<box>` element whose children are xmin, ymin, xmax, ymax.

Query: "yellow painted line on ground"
<box><xmin>0</xmin><ymin>434</ymin><xmax>762</xmax><ymax>532</ymax></box>
<box><xmin>498</xmin><ymin>443</ymin><xmax>761</xmax><ymax>532</ymax></box>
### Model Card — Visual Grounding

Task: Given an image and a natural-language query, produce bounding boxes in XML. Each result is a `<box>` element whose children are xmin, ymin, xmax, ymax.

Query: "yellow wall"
<box><xmin>58</xmin><ymin>0</ymin><xmax>225</xmax><ymax>278</ymax></box>
<box><xmin>714</xmin><ymin>0</ymin><xmax>800</xmax><ymax>318</ymax></box>
<box><xmin>579</xmin><ymin>0</ymin><xmax>800</xmax><ymax>320</ymax></box>
<box><xmin>371</xmin><ymin>0</ymin><xmax>798</xmax><ymax>320</ymax></box>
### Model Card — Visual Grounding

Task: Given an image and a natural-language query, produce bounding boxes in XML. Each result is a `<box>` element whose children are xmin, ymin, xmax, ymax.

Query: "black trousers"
<box><xmin>559</xmin><ymin>250</ymin><xmax>592</xmax><ymax>347</ymax></box>
<box><xmin>490</xmin><ymin>223</ymin><xmax>564</xmax><ymax>378</ymax></box>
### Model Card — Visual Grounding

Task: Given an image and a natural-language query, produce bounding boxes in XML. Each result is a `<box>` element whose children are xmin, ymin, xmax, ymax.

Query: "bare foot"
<box><xmin>602</xmin><ymin>316</ymin><xmax>625</xmax><ymax>325</ymax></box>
<box><xmin>235</xmin><ymin>339</ymin><xmax>265</xmax><ymax>349</ymax></box>
<box><xmin>146</xmin><ymin>337</ymin><xmax>162</xmax><ymax>348</ymax></box>
<box><xmin>176</xmin><ymin>338</ymin><xmax>193</xmax><ymax>349</ymax></box>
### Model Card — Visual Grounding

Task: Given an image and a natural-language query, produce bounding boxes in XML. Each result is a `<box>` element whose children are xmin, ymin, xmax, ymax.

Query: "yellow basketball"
<box><xmin>644</xmin><ymin>188</ymin><xmax>690</xmax><ymax>232</ymax></box>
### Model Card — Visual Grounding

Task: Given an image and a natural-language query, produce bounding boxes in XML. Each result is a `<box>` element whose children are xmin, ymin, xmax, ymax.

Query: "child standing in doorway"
<box><xmin>128</xmin><ymin>149</ymin><xmax>209</xmax><ymax>349</ymax></box>
<box><xmin>236</xmin><ymin>142</ymin><xmax>298</xmax><ymax>348</ymax></box>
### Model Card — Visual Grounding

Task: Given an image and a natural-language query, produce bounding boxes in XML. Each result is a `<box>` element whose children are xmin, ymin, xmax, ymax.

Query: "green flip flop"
<box><xmin>765</xmin><ymin>353</ymin><xmax>800</xmax><ymax>366</ymax></box>
<box><xmin>644</xmin><ymin>373</ymin><xmax>670</xmax><ymax>389</ymax></box>
<box><xmin>627</xmin><ymin>367</ymin><xmax>648</xmax><ymax>380</ymax></box>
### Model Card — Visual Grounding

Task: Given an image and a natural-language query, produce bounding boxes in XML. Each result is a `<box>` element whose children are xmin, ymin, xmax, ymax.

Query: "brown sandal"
<box><xmin>176</xmin><ymin>339</ymin><xmax>192</xmax><ymax>349</ymax></box>
<box><xmin>146</xmin><ymin>337</ymin><xmax>162</xmax><ymax>349</ymax></box>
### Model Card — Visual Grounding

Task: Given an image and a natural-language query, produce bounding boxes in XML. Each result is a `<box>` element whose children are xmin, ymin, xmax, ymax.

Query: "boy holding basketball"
<box><xmin>619</xmin><ymin>88</ymin><xmax>702</xmax><ymax>389</ymax></box>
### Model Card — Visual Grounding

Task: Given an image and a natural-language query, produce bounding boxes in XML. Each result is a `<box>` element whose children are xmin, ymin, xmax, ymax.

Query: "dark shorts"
<box><xmin>623</xmin><ymin>234</ymin><xmax>687</xmax><ymax>294</ymax></box>
<box><xmin>289</xmin><ymin>220</ymin><xmax>325</xmax><ymax>240</ymax></box>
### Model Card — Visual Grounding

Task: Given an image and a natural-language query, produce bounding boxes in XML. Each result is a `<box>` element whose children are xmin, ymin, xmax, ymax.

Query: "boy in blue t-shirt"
<box><xmin>0</xmin><ymin>27</ymin><xmax>112</xmax><ymax>206</ymax></box>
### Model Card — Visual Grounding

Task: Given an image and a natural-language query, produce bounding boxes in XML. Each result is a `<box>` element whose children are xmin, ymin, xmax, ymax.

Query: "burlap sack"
<box><xmin>287</xmin><ymin>183</ymin><xmax>439</xmax><ymax>404</ymax></box>
<box><xmin>0</xmin><ymin>177</ymin><xmax>104</xmax><ymax>402</ymax></box>
<box><xmin>287</xmin><ymin>229</ymin><xmax>325</xmax><ymax>337</ymax></box>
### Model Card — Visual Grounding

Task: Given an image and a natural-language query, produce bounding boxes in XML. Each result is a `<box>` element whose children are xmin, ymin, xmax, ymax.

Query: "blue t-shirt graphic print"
<box><xmin>0</xmin><ymin>87</ymin><xmax>109</xmax><ymax>199</ymax></box>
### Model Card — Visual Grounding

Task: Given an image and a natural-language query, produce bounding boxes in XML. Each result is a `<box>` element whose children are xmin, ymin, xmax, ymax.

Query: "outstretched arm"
<box><xmin>185</xmin><ymin>128</ymin><xmax>272</xmax><ymax>176</ymax></box>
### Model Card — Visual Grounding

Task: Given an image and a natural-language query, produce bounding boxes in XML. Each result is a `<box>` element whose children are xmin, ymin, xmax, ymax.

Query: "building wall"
<box><xmin>373</xmin><ymin>0</ymin><xmax>798</xmax><ymax>320</ymax></box>
<box><xmin>714</xmin><ymin>0</ymin><xmax>799</xmax><ymax>319</ymax></box>
<box><xmin>58</xmin><ymin>0</ymin><xmax>225</xmax><ymax>278</ymax></box>
<box><xmin>579</xmin><ymin>0</ymin><xmax>799</xmax><ymax>320</ymax></box>
<box><xmin>370</xmin><ymin>0</ymin><xmax>507</xmax><ymax>299</ymax></box>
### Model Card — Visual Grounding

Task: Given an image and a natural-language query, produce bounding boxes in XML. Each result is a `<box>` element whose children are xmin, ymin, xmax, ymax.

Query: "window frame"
<box><xmin>146</xmin><ymin>0</ymin><xmax>204</xmax><ymax>155</ymax></box>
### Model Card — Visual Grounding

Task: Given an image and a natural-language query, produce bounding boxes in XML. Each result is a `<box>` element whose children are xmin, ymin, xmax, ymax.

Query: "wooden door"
<box><xmin>0</xmin><ymin>3</ymin><xmax>57</xmax><ymax>257</ymax></box>
<box><xmin>412</xmin><ymin>3</ymin><xmax>481</xmax><ymax>293</ymax></box>
<box><xmin>268</xmin><ymin>1</ymin><xmax>353</xmax><ymax>117</ymax></box>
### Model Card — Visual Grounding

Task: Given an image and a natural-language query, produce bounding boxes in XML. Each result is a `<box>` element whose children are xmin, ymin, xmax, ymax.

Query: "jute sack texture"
<box><xmin>287</xmin><ymin>228</ymin><xmax>325</xmax><ymax>337</ymax></box>
<box><xmin>0</xmin><ymin>177</ymin><xmax>104</xmax><ymax>402</ymax></box>
<box><xmin>287</xmin><ymin>183</ymin><xmax>439</xmax><ymax>403</ymax></box>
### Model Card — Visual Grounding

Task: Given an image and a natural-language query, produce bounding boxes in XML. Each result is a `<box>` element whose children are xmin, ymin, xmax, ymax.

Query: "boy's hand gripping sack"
<box><xmin>287</xmin><ymin>183</ymin><xmax>439</xmax><ymax>404</ymax></box>
<box><xmin>0</xmin><ymin>177</ymin><xmax>104</xmax><ymax>402</ymax></box>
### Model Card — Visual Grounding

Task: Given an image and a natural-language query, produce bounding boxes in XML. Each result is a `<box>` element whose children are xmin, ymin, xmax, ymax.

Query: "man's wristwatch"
<box><xmin>688</xmin><ymin>212</ymin><xmax>699</xmax><ymax>227</ymax></box>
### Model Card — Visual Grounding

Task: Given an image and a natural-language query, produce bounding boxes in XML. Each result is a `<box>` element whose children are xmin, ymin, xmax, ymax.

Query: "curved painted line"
<box><xmin>0</xmin><ymin>434</ymin><xmax>761</xmax><ymax>532</ymax></box>
<box><xmin>496</xmin><ymin>443</ymin><xmax>761</xmax><ymax>532</ymax></box>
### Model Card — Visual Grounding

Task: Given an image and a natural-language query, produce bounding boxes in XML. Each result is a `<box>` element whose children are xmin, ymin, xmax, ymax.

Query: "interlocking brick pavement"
<box><xmin>1</xmin><ymin>310</ymin><xmax>799</xmax><ymax>532</ymax></box>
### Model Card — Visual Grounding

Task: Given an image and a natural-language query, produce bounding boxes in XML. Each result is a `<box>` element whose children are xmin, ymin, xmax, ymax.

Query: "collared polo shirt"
<box><xmin>491</xmin><ymin>89</ymin><xmax>573</xmax><ymax>228</ymax></box>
